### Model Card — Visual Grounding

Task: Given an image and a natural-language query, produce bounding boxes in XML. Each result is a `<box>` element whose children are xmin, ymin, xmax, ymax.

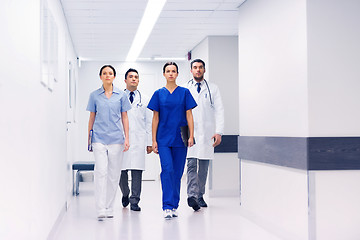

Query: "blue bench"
<box><xmin>72</xmin><ymin>161</ymin><xmax>95</xmax><ymax>195</ymax></box>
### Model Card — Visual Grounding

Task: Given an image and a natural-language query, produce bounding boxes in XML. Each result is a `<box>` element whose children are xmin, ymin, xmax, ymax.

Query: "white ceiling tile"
<box><xmin>60</xmin><ymin>0</ymin><xmax>239</xmax><ymax>61</ymax></box>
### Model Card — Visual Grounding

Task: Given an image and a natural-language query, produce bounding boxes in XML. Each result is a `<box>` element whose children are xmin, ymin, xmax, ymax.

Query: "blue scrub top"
<box><xmin>148</xmin><ymin>86</ymin><xmax>197</xmax><ymax>147</ymax></box>
<box><xmin>87</xmin><ymin>86</ymin><xmax>132</xmax><ymax>145</ymax></box>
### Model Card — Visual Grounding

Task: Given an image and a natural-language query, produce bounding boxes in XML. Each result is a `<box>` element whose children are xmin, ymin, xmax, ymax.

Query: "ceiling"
<box><xmin>60</xmin><ymin>0</ymin><xmax>244</xmax><ymax>61</ymax></box>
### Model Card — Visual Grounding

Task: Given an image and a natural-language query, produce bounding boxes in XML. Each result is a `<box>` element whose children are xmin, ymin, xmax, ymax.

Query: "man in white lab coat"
<box><xmin>185</xmin><ymin>59</ymin><xmax>224</xmax><ymax>211</ymax></box>
<box><xmin>119</xmin><ymin>68</ymin><xmax>152</xmax><ymax>211</ymax></box>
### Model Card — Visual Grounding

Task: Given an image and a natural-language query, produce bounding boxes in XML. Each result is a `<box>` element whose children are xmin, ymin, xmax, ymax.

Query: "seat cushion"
<box><xmin>72</xmin><ymin>161</ymin><xmax>95</xmax><ymax>171</ymax></box>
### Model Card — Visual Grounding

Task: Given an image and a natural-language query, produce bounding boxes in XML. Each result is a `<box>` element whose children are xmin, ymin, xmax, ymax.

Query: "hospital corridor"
<box><xmin>1</xmin><ymin>0</ymin><xmax>360</xmax><ymax>240</ymax></box>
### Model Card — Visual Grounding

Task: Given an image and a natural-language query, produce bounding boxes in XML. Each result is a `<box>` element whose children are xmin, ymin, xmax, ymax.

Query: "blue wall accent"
<box><xmin>238</xmin><ymin>136</ymin><xmax>360</xmax><ymax>170</ymax></box>
<box><xmin>308</xmin><ymin>137</ymin><xmax>360</xmax><ymax>170</ymax></box>
<box><xmin>214</xmin><ymin>135</ymin><xmax>238</xmax><ymax>153</ymax></box>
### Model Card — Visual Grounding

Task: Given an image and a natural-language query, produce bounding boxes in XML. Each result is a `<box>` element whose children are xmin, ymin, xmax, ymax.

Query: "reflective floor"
<box><xmin>52</xmin><ymin>180</ymin><xmax>281</xmax><ymax>240</ymax></box>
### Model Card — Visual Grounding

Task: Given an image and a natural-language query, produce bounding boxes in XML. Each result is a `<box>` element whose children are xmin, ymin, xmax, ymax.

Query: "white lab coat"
<box><xmin>122</xmin><ymin>90</ymin><xmax>152</xmax><ymax>170</ymax></box>
<box><xmin>184</xmin><ymin>79</ymin><xmax>224</xmax><ymax>160</ymax></box>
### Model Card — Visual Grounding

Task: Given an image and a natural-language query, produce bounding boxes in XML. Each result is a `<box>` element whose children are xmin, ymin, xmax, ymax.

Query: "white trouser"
<box><xmin>92</xmin><ymin>143</ymin><xmax>124</xmax><ymax>216</ymax></box>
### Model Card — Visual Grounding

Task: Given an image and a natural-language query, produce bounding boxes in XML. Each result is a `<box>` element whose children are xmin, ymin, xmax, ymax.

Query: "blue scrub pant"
<box><xmin>158</xmin><ymin>146</ymin><xmax>187</xmax><ymax>210</ymax></box>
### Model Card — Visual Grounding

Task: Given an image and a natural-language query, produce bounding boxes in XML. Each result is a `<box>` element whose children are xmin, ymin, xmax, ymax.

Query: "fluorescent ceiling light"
<box><xmin>137</xmin><ymin>57</ymin><xmax>187</xmax><ymax>61</ymax></box>
<box><xmin>126</xmin><ymin>0</ymin><xmax>167</xmax><ymax>62</ymax></box>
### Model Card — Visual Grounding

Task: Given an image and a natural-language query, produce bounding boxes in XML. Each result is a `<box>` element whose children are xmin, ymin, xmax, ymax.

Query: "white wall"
<box><xmin>210</xmin><ymin>153</ymin><xmax>239</xmax><ymax>197</ymax></box>
<box><xmin>238</xmin><ymin>0</ymin><xmax>360</xmax><ymax>239</ymax></box>
<box><xmin>307</xmin><ymin>0</ymin><xmax>360</xmax><ymax>136</ymax></box>
<box><xmin>237</xmin><ymin>0</ymin><xmax>309</xmax><ymax>239</ymax></box>
<box><xmin>191</xmin><ymin>36</ymin><xmax>239</xmax><ymax>135</ymax></box>
<box><xmin>0</xmin><ymin>0</ymin><xmax>78</xmax><ymax>239</ymax></box>
<box><xmin>306</xmin><ymin>2</ymin><xmax>360</xmax><ymax>238</ymax></box>
<box><xmin>241</xmin><ymin>160</ymin><xmax>309</xmax><ymax>240</ymax></box>
<box><xmin>309</xmin><ymin>171</ymin><xmax>360</xmax><ymax>240</ymax></box>
<box><xmin>238</xmin><ymin>0</ymin><xmax>308</xmax><ymax>137</ymax></box>
<box><xmin>209</xmin><ymin>36</ymin><xmax>239</xmax><ymax>135</ymax></box>
<box><xmin>191</xmin><ymin>36</ymin><xmax>240</xmax><ymax>197</ymax></box>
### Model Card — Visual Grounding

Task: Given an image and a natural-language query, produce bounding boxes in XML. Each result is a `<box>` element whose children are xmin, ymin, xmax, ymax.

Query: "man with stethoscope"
<box><xmin>184</xmin><ymin>59</ymin><xmax>224</xmax><ymax>211</ymax></box>
<box><xmin>119</xmin><ymin>68</ymin><xmax>152</xmax><ymax>211</ymax></box>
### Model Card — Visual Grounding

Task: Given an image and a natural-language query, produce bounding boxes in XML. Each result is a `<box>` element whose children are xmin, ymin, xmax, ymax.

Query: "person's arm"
<box><xmin>121</xmin><ymin>111</ymin><xmax>130</xmax><ymax>152</ymax></box>
<box><xmin>88</xmin><ymin>112</ymin><xmax>96</xmax><ymax>136</ymax></box>
<box><xmin>212</xmin><ymin>85</ymin><xmax>224</xmax><ymax>147</ymax></box>
<box><xmin>88</xmin><ymin>112</ymin><xmax>96</xmax><ymax>151</ymax></box>
<box><xmin>152</xmin><ymin>111</ymin><xmax>159</xmax><ymax>154</ymax></box>
<box><xmin>145</xmin><ymin>106</ymin><xmax>153</xmax><ymax>154</ymax></box>
<box><xmin>186</xmin><ymin>109</ymin><xmax>195</xmax><ymax>147</ymax></box>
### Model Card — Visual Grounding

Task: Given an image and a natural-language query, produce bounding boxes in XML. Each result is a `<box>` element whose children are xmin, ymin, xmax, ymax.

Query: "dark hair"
<box><xmin>163</xmin><ymin>62</ymin><xmax>179</xmax><ymax>73</ymax></box>
<box><xmin>125</xmin><ymin>68</ymin><xmax>139</xmax><ymax>79</ymax></box>
<box><xmin>99</xmin><ymin>65</ymin><xmax>116</xmax><ymax>77</ymax></box>
<box><xmin>191</xmin><ymin>59</ymin><xmax>205</xmax><ymax>69</ymax></box>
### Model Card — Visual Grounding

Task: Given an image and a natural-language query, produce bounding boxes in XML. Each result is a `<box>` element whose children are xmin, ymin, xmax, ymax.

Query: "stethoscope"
<box><xmin>124</xmin><ymin>89</ymin><xmax>142</xmax><ymax>107</ymax></box>
<box><xmin>187</xmin><ymin>79</ymin><xmax>213</xmax><ymax>107</ymax></box>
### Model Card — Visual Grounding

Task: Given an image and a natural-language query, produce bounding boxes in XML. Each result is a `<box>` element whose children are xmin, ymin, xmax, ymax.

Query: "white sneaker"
<box><xmin>172</xmin><ymin>209</ymin><xmax>178</xmax><ymax>217</ymax></box>
<box><xmin>106</xmin><ymin>209</ymin><xmax>114</xmax><ymax>218</ymax></box>
<box><xmin>163</xmin><ymin>209</ymin><xmax>172</xmax><ymax>219</ymax></box>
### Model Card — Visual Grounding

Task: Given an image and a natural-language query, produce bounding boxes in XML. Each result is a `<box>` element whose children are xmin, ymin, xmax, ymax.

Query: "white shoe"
<box><xmin>106</xmin><ymin>209</ymin><xmax>114</xmax><ymax>218</ymax></box>
<box><xmin>172</xmin><ymin>209</ymin><xmax>178</xmax><ymax>217</ymax></box>
<box><xmin>97</xmin><ymin>214</ymin><xmax>106</xmax><ymax>221</ymax></box>
<box><xmin>163</xmin><ymin>209</ymin><xmax>172</xmax><ymax>219</ymax></box>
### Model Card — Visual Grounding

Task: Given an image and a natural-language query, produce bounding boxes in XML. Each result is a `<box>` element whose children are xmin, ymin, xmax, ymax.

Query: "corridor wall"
<box><xmin>0</xmin><ymin>0</ymin><xmax>78</xmax><ymax>239</ymax></box>
<box><xmin>190</xmin><ymin>36</ymin><xmax>240</xmax><ymax>197</ymax></box>
<box><xmin>238</xmin><ymin>0</ymin><xmax>360</xmax><ymax>239</ymax></box>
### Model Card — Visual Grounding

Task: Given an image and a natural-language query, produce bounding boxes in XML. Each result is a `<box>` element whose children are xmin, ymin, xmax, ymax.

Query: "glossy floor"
<box><xmin>52</xmin><ymin>180</ymin><xmax>281</xmax><ymax>240</ymax></box>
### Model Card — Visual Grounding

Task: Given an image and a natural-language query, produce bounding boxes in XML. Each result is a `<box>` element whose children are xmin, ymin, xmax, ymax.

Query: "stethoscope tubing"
<box><xmin>187</xmin><ymin>79</ymin><xmax>213</xmax><ymax>106</ymax></box>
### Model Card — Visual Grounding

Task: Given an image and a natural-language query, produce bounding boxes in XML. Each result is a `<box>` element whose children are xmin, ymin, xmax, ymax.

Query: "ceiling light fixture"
<box><xmin>126</xmin><ymin>0</ymin><xmax>167</xmax><ymax>62</ymax></box>
<box><xmin>137</xmin><ymin>57</ymin><xmax>187</xmax><ymax>61</ymax></box>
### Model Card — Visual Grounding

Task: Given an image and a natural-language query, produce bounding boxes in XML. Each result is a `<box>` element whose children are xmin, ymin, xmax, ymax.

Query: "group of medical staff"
<box><xmin>87</xmin><ymin>59</ymin><xmax>224</xmax><ymax>221</ymax></box>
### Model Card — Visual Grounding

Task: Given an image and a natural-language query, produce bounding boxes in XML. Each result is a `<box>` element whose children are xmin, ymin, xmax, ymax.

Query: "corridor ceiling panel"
<box><xmin>60</xmin><ymin>0</ymin><xmax>245</xmax><ymax>61</ymax></box>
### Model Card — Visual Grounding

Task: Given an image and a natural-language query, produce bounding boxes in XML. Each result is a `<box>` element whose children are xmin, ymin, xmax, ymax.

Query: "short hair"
<box><xmin>99</xmin><ymin>65</ymin><xmax>116</xmax><ymax>77</ymax></box>
<box><xmin>191</xmin><ymin>59</ymin><xmax>205</xmax><ymax>69</ymax></box>
<box><xmin>125</xmin><ymin>68</ymin><xmax>139</xmax><ymax>79</ymax></box>
<box><xmin>163</xmin><ymin>62</ymin><xmax>179</xmax><ymax>73</ymax></box>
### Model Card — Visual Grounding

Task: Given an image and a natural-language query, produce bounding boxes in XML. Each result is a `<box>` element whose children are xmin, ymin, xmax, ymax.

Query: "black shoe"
<box><xmin>187</xmin><ymin>197</ymin><xmax>200</xmax><ymax>211</ymax></box>
<box><xmin>130</xmin><ymin>203</ymin><xmax>141</xmax><ymax>211</ymax></box>
<box><xmin>122</xmin><ymin>196</ymin><xmax>129</xmax><ymax>208</ymax></box>
<box><xmin>198</xmin><ymin>197</ymin><xmax>208</xmax><ymax>207</ymax></box>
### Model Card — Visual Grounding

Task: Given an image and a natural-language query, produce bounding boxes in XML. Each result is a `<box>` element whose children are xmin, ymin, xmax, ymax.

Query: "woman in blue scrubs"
<box><xmin>148</xmin><ymin>62</ymin><xmax>197</xmax><ymax>219</ymax></box>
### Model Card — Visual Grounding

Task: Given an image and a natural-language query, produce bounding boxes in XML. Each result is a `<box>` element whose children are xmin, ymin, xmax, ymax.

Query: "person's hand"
<box><xmin>146</xmin><ymin>146</ymin><xmax>153</xmax><ymax>154</ymax></box>
<box><xmin>123</xmin><ymin>138</ymin><xmax>130</xmax><ymax>152</ymax></box>
<box><xmin>152</xmin><ymin>141</ymin><xmax>158</xmax><ymax>154</ymax></box>
<box><xmin>188</xmin><ymin>137</ymin><xmax>194</xmax><ymax>147</ymax></box>
<box><xmin>212</xmin><ymin>134</ymin><xmax>222</xmax><ymax>147</ymax></box>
